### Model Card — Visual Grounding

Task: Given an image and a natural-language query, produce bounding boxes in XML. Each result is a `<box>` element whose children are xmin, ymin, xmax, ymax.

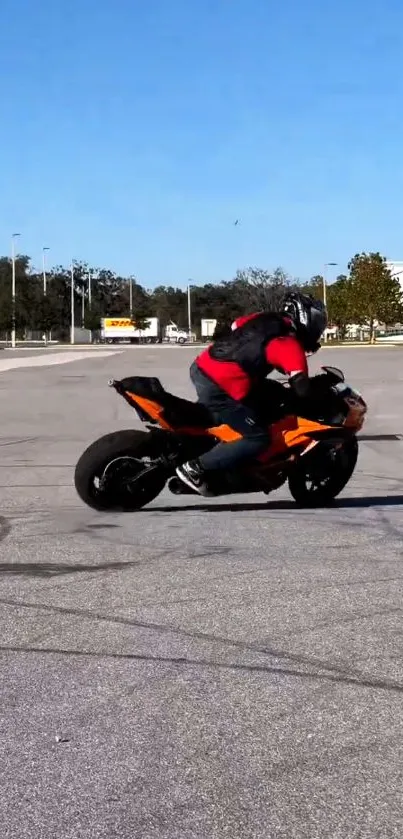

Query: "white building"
<box><xmin>386</xmin><ymin>261</ymin><xmax>403</xmax><ymax>289</ymax></box>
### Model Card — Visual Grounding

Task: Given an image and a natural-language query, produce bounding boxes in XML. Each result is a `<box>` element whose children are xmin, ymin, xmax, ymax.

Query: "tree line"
<box><xmin>0</xmin><ymin>251</ymin><xmax>401</xmax><ymax>342</ymax></box>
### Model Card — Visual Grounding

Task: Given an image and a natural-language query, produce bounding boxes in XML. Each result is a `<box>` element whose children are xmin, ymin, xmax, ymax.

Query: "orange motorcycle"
<box><xmin>74</xmin><ymin>365</ymin><xmax>367</xmax><ymax>512</ymax></box>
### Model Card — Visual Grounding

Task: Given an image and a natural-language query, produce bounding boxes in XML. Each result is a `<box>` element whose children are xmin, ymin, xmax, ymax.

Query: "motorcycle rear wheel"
<box><xmin>74</xmin><ymin>429</ymin><xmax>167</xmax><ymax>512</ymax></box>
<box><xmin>288</xmin><ymin>436</ymin><xmax>358</xmax><ymax>507</ymax></box>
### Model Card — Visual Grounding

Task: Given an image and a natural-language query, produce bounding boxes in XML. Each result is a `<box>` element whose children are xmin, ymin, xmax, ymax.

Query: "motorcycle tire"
<box><xmin>288</xmin><ymin>436</ymin><xmax>358</xmax><ymax>507</ymax></box>
<box><xmin>74</xmin><ymin>429</ymin><xmax>167</xmax><ymax>512</ymax></box>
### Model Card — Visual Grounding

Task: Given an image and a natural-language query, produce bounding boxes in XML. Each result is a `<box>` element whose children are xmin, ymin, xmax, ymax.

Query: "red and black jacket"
<box><xmin>196</xmin><ymin>312</ymin><xmax>308</xmax><ymax>401</ymax></box>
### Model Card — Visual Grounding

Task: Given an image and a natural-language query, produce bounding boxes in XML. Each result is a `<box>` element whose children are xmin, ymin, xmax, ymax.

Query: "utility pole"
<box><xmin>11</xmin><ymin>233</ymin><xmax>21</xmax><ymax>349</ymax></box>
<box><xmin>70</xmin><ymin>262</ymin><xmax>75</xmax><ymax>344</ymax></box>
<box><xmin>187</xmin><ymin>281</ymin><xmax>193</xmax><ymax>341</ymax></box>
<box><xmin>42</xmin><ymin>246</ymin><xmax>50</xmax><ymax>295</ymax></box>
<box><xmin>129</xmin><ymin>276</ymin><xmax>133</xmax><ymax>318</ymax></box>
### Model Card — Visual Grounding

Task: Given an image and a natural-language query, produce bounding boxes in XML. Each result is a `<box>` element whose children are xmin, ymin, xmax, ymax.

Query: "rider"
<box><xmin>176</xmin><ymin>292</ymin><xmax>328</xmax><ymax>495</ymax></box>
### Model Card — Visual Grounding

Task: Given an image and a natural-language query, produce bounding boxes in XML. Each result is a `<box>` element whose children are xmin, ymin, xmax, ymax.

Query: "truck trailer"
<box><xmin>100</xmin><ymin>317</ymin><xmax>160</xmax><ymax>343</ymax></box>
<box><xmin>201</xmin><ymin>318</ymin><xmax>217</xmax><ymax>340</ymax></box>
<box><xmin>100</xmin><ymin>317</ymin><xmax>188</xmax><ymax>344</ymax></box>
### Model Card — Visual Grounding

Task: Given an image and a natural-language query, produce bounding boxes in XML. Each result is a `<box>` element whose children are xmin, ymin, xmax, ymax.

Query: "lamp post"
<box><xmin>88</xmin><ymin>271</ymin><xmax>92</xmax><ymax>310</ymax></box>
<box><xmin>70</xmin><ymin>261</ymin><xmax>75</xmax><ymax>344</ymax></box>
<box><xmin>42</xmin><ymin>247</ymin><xmax>50</xmax><ymax>345</ymax></box>
<box><xmin>129</xmin><ymin>276</ymin><xmax>134</xmax><ymax>318</ymax></box>
<box><xmin>11</xmin><ymin>233</ymin><xmax>21</xmax><ymax>349</ymax></box>
<box><xmin>42</xmin><ymin>247</ymin><xmax>50</xmax><ymax>295</ymax></box>
<box><xmin>323</xmin><ymin>262</ymin><xmax>338</xmax><ymax>342</ymax></box>
<box><xmin>187</xmin><ymin>281</ymin><xmax>193</xmax><ymax>340</ymax></box>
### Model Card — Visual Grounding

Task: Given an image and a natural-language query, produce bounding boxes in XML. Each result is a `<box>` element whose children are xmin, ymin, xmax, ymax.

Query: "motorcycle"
<box><xmin>74</xmin><ymin>365</ymin><xmax>367</xmax><ymax>512</ymax></box>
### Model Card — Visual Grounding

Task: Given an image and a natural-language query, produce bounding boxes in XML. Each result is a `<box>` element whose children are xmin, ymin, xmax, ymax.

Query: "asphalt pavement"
<box><xmin>0</xmin><ymin>345</ymin><xmax>402</xmax><ymax>839</ymax></box>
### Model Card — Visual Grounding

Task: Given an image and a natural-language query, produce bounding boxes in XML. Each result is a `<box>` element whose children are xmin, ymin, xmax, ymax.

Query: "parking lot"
<box><xmin>0</xmin><ymin>345</ymin><xmax>402</xmax><ymax>839</ymax></box>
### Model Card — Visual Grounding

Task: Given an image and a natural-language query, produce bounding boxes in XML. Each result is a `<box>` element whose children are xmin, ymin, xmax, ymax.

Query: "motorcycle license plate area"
<box><xmin>344</xmin><ymin>402</ymin><xmax>366</xmax><ymax>430</ymax></box>
<box><xmin>343</xmin><ymin>388</ymin><xmax>367</xmax><ymax>430</ymax></box>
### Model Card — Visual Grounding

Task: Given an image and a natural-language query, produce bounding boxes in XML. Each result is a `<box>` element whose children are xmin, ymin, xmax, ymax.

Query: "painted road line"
<box><xmin>0</xmin><ymin>351</ymin><xmax>123</xmax><ymax>373</ymax></box>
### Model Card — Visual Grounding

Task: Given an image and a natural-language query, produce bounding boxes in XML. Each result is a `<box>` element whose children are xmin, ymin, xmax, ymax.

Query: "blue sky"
<box><xmin>1</xmin><ymin>0</ymin><xmax>403</xmax><ymax>287</ymax></box>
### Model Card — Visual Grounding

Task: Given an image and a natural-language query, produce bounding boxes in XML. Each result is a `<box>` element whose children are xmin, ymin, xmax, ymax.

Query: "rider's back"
<box><xmin>196</xmin><ymin>312</ymin><xmax>293</xmax><ymax>400</ymax></box>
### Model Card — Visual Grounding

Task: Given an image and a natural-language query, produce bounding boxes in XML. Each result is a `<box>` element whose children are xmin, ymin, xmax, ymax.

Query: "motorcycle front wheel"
<box><xmin>288</xmin><ymin>436</ymin><xmax>358</xmax><ymax>507</ymax></box>
<box><xmin>74</xmin><ymin>429</ymin><xmax>167</xmax><ymax>512</ymax></box>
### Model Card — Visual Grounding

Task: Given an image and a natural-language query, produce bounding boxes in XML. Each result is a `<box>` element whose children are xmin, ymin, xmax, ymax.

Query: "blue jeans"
<box><xmin>190</xmin><ymin>364</ymin><xmax>270</xmax><ymax>471</ymax></box>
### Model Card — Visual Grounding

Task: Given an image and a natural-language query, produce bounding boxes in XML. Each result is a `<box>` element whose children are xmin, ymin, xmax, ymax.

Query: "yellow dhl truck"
<box><xmin>100</xmin><ymin>317</ymin><xmax>188</xmax><ymax>344</ymax></box>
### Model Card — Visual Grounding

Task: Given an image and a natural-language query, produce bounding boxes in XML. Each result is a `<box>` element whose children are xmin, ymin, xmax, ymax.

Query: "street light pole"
<box><xmin>323</xmin><ymin>262</ymin><xmax>338</xmax><ymax>342</ymax></box>
<box><xmin>187</xmin><ymin>283</ymin><xmax>192</xmax><ymax>340</ymax></box>
<box><xmin>11</xmin><ymin>233</ymin><xmax>21</xmax><ymax>349</ymax></box>
<box><xmin>129</xmin><ymin>276</ymin><xmax>133</xmax><ymax>318</ymax></box>
<box><xmin>42</xmin><ymin>247</ymin><xmax>50</xmax><ymax>295</ymax></box>
<box><xmin>70</xmin><ymin>261</ymin><xmax>75</xmax><ymax>344</ymax></box>
<box><xmin>88</xmin><ymin>271</ymin><xmax>92</xmax><ymax>310</ymax></box>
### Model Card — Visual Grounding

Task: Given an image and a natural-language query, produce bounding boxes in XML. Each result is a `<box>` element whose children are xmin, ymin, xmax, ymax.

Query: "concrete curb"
<box><xmin>323</xmin><ymin>343</ymin><xmax>400</xmax><ymax>348</ymax></box>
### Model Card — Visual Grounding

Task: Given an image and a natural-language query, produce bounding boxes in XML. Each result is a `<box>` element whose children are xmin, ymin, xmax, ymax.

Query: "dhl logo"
<box><xmin>104</xmin><ymin>319</ymin><xmax>133</xmax><ymax>328</ymax></box>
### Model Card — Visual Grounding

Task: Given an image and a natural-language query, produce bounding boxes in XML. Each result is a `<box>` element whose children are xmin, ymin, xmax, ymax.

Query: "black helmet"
<box><xmin>282</xmin><ymin>291</ymin><xmax>327</xmax><ymax>352</ymax></box>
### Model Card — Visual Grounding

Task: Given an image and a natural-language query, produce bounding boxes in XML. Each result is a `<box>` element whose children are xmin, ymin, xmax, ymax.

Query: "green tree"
<box><xmin>131</xmin><ymin>306</ymin><xmax>151</xmax><ymax>340</ymax></box>
<box><xmin>348</xmin><ymin>252</ymin><xmax>403</xmax><ymax>343</ymax></box>
<box><xmin>127</xmin><ymin>277</ymin><xmax>150</xmax><ymax>317</ymax></box>
<box><xmin>84</xmin><ymin>309</ymin><xmax>102</xmax><ymax>331</ymax></box>
<box><xmin>301</xmin><ymin>275</ymin><xmax>324</xmax><ymax>301</ymax></box>
<box><xmin>93</xmin><ymin>269</ymin><xmax>128</xmax><ymax>316</ymax></box>
<box><xmin>0</xmin><ymin>257</ymin><xmax>14</xmax><ymax>331</ymax></box>
<box><xmin>0</xmin><ymin>255</ymin><xmax>35</xmax><ymax>334</ymax></box>
<box><xmin>327</xmin><ymin>275</ymin><xmax>352</xmax><ymax>339</ymax></box>
<box><xmin>45</xmin><ymin>268</ymin><xmax>73</xmax><ymax>336</ymax></box>
<box><xmin>220</xmin><ymin>277</ymin><xmax>251</xmax><ymax>321</ymax></box>
<box><xmin>33</xmin><ymin>296</ymin><xmax>52</xmax><ymax>334</ymax></box>
<box><xmin>192</xmin><ymin>282</ymin><xmax>240</xmax><ymax>328</ymax></box>
<box><xmin>234</xmin><ymin>267</ymin><xmax>292</xmax><ymax>311</ymax></box>
<box><xmin>1</xmin><ymin>250</ymin><xmax>402</xmax><ymax>347</ymax></box>
<box><xmin>149</xmin><ymin>286</ymin><xmax>187</xmax><ymax>327</ymax></box>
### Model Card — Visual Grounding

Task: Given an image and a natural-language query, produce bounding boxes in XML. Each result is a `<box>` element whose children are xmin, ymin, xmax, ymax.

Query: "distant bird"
<box><xmin>234</xmin><ymin>219</ymin><xmax>239</xmax><ymax>225</ymax></box>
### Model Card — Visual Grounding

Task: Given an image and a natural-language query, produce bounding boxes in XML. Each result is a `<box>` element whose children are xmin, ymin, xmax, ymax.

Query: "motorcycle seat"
<box><xmin>119</xmin><ymin>375</ymin><xmax>213</xmax><ymax>428</ymax></box>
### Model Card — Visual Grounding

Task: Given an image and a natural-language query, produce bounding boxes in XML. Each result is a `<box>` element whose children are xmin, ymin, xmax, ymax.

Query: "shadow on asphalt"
<box><xmin>148</xmin><ymin>495</ymin><xmax>403</xmax><ymax>514</ymax></box>
<box><xmin>358</xmin><ymin>433</ymin><xmax>403</xmax><ymax>441</ymax></box>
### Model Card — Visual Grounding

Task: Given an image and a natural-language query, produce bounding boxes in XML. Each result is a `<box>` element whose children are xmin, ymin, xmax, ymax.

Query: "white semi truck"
<box><xmin>100</xmin><ymin>317</ymin><xmax>188</xmax><ymax>344</ymax></box>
